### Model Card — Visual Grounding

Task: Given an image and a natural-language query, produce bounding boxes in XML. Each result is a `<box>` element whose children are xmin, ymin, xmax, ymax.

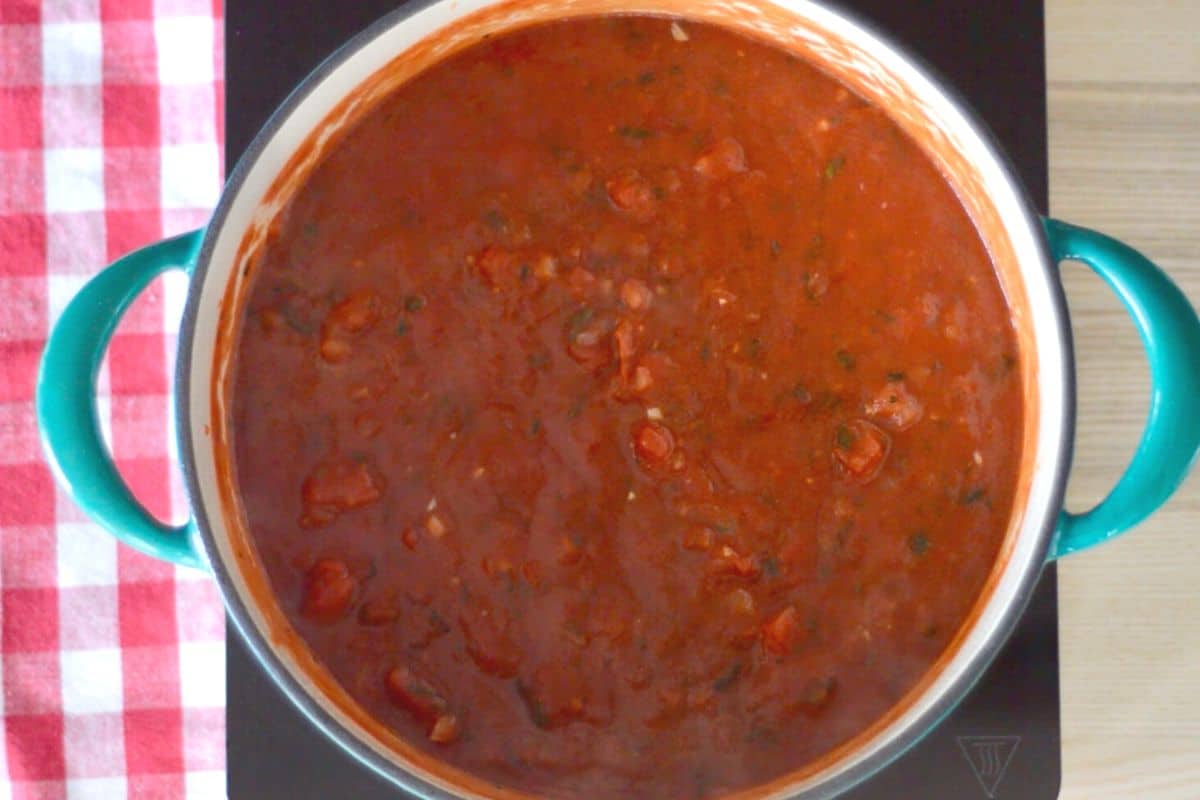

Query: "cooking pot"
<box><xmin>35</xmin><ymin>0</ymin><xmax>1200</xmax><ymax>797</ymax></box>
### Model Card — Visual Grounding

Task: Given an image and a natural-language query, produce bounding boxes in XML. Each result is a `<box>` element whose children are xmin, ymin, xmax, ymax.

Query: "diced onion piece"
<box><xmin>632</xmin><ymin>420</ymin><xmax>675</xmax><ymax>468</ymax></box>
<box><xmin>620</xmin><ymin>278</ymin><xmax>653</xmax><ymax>311</ymax></box>
<box><xmin>693</xmin><ymin>137</ymin><xmax>748</xmax><ymax>180</ymax></box>
<box><xmin>300</xmin><ymin>559</ymin><xmax>357</xmax><ymax>621</ymax></box>
<box><xmin>428</xmin><ymin>714</ymin><xmax>461</xmax><ymax>744</ymax></box>
<box><xmin>865</xmin><ymin>380</ymin><xmax>923</xmax><ymax>431</ymax></box>
<box><xmin>832</xmin><ymin>419</ymin><xmax>892</xmax><ymax>482</ymax></box>
<box><xmin>762</xmin><ymin>606</ymin><xmax>800</xmax><ymax>656</ymax></box>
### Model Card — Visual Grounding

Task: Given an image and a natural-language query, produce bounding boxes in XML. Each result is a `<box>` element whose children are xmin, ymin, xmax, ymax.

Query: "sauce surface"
<box><xmin>232</xmin><ymin>16</ymin><xmax>1022</xmax><ymax>799</ymax></box>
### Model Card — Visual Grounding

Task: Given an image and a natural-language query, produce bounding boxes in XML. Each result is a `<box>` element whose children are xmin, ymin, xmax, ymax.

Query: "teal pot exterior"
<box><xmin>35</xmin><ymin>1</ymin><xmax>1200</xmax><ymax>798</ymax></box>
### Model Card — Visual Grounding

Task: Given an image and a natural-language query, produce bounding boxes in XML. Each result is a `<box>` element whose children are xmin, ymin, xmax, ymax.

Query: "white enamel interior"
<box><xmin>183</xmin><ymin>1</ymin><xmax>1068</xmax><ymax>797</ymax></box>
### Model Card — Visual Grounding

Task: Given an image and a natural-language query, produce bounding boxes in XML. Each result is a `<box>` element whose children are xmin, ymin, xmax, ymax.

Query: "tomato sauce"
<box><xmin>231</xmin><ymin>15</ymin><xmax>1022</xmax><ymax>799</ymax></box>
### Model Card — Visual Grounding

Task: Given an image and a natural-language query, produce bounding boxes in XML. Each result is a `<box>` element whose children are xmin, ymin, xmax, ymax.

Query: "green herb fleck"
<box><xmin>713</xmin><ymin>520</ymin><xmax>737</xmax><ymax>535</ymax></box>
<box><xmin>836</xmin><ymin>349</ymin><xmax>856</xmax><ymax>370</ymax></box>
<box><xmin>515</xmin><ymin>680</ymin><xmax>550</xmax><ymax>729</ymax></box>
<box><xmin>823</xmin><ymin>154</ymin><xmax>846</xmax><ymax>181</ymax></box>
<box><xmin>713</xmin><ymin>662</ymin><xmax>743</xmax><ymax>692</ymax></box>
<box><xmin>805</xmin><ymin>233</ymin><xmax>825</xmax><ymax>261</ymax></box>
<box><xmin>791</xmin><ymin>382</ymin><xmax>812</xmax><ymax>403</ymax></box>
<box><xmin>519</xmin><ymin>263</ymin><xmax>531</xmax><ymax>283</ymax></box>
<box><xmin>761</xmin><ymin>556</ymin><xmax>779</xmax><ymax>579</ymax></box>
<box><xmin>700</xmin><ymin>338</ymin><xmax>712</xmax><ymax>362</ymax></box>
<box><xmin>395</xmin><ymin>318</ymin><xmax>410</xmax><ymax>336</ymax></box>
<box><xmin>565</xmin><ymin>305</ymin><xmax>595</xmax><ymax>337</ymax></box>
<box><xmin>582</xmin><ymin>180</ymin><xmax>607</xmax><ymax>207</ymax></box>
<box><xmin>747</xmin><ymin>725</ymin><xmax>778</xmax><ymax>744</ymax></box>
<box><xmin>817</xmin><ymin>392</ymin><xmax>843</xmax><ymax>411</ymax></box>
<box><xmin>482</xmin><ymin>209</ymin><xmax>507</xmax><ymax>230</ymax></box>
<box><xmin>769</xmin><ymin>239</ymin><xmax>782</xmax><ymax>258</ymax></box>
<box><xmin>960</xmin><ymin>486</ymin><xmax>987</xmax><ymax>505</ymax></box>
<box><xmin>637</xmin><ymin>70</ymin><xmax>656</xmax><ymax>85</ymax></box>
<box><xmin>528</xmin><ymin>351</ymin><xmax>551</xmax><ymax>370</ymax></box>
<box><xmin>404</xmin><ymin>294</ymin><xmax>426</xmax><ymax>312</ymax></box>
<box><xmin>747</xmin><ymin>337</ymin><xmax>764</xmax><ymax>360</ymax></box>
<box><xmin>301</xmin><ymin>221</ymin><xmax>318</xmax><ymax>238</ymax></box>
<box><xmin>280</xmin><ymin>306</ymin><xmax>313</xmax><ymax>335</ymax></box>
<box><xmin>652</xmin><ymin>185</ymin><xmax>667</xmax><ymax>199</ymax></box>
<box><xmin>567</xmin><ymin>395</ymin><xmax>587</xmax><ymax>420</ymax></box>
<box><xmin>711</xmin><ymin>78</ymin><xmax>730</xmax><ymax>97</ymax></box>
<box><xmin>530</xmin><ymin>417</ymin><xmax>543</xmax><ymax>436</ymax></box>
<box><xmin>835</xmin><ymin>424</ymin><xmax>856</xmax><ymax>450</ymax></box>
<box><xmin>887</xmin><ymin>371</ymin><xmax>906</xmax><ymax>382</ymax></box>
<box><xmin>617</xmin><ymin>125</ymin><xmax>653</xmax><ymax>141</ymax></box>
<box><xmin>669</xmin><ymin>64</ymin><xmax>683</xmax><ymax>76</ymax></box>
<box><xmin>834</xmin><ymin>522</ymin><xmax>852</xmax><ymax>551</ymax></box>
<box><xmin>909</xmin><ymin>531</ymin><xmax>931</xmax><ymax>555</ymax></box>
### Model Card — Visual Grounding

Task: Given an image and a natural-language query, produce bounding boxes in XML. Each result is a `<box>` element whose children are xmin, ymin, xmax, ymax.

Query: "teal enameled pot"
<box><xmin>34</xmin><ymin>0</ymin><xmax>1200</xmax><ymax>798</ymax></box>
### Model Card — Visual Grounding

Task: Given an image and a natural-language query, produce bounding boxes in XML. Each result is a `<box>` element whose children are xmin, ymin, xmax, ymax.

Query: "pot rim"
<box><xmin>176</xmin><ymin>1</ymin><xmax>1075</xmax><ymax>797</ymax></box>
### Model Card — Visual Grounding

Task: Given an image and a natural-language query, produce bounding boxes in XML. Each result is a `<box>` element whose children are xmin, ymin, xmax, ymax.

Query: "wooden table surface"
<box><xmin>1047</xmin><ymin>2</ymin><xmax>1200</xmax><ymax>797</ymax></box>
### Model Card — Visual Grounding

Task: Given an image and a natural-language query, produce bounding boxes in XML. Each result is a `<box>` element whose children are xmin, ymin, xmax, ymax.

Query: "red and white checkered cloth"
<box><xmin>1</xmin><ymin>0</ymin><xmax>226</xmax><ymax>797</ymax></box>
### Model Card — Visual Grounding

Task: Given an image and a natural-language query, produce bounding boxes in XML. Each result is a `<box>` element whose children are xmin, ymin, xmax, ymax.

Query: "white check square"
<box><xmin>44</xmin><ymin>148</ymin><xmax>105</xmax><ymax>213</ymax></box>
<box><xmin>155</xmin><ymin>16</ymin><xmax>215</xmax><ymax>85</ymax></box>
<box><xmin>178</xmin><ymin>641</ymin><xmax>225</xmax><ymax>708</ymax></box>
<box><xmin>184</xmin><ymin>769</ymin><xmax>225</xmax><ymax>799</ymax></box>
<box><xmin>42</xmin><ymin>22</ymin><xmax>102</xmax><ymax>87</ymax></box>
<box><xmin>160</xmin><ymin>143</ymin><xmax>220</xmax><ymax>210</ymax></box>
<box><xmin>56</xmin><ymin>521</ymin><xmax>119</xmax><ymax>587</ymax></box>
<box><xmin>60</xmin><ymin>648</ymin><xmax>124</xmax><ymax>714</ymax></box>
<box><xmin>67</xmin><ymin>777</ymin><xmax>128</xmax><ymax>799</ymax></box>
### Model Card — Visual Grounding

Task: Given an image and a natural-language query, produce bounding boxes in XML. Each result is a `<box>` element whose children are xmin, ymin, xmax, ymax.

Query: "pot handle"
<box><xmin>1043</xmin><ymin>218</ymin><xmax>1200</xmax><ymax>558</ymax></box>
<box><xmin>37</xmin><ymin>230</ymin><xmax>208</xmax><ymax>570</ymax></box>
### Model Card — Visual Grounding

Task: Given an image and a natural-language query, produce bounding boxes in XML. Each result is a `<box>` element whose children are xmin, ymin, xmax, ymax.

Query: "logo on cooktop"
<box><xmin>956</xmin><ymin>735</ymin><xmax>1021</xmax><ymax>798</ymax></box>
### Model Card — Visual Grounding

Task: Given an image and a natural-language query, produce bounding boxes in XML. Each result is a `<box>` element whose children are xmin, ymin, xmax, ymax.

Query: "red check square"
<box><xmin>5</xmin><ymin>714</ymin><xmax>65</xmax><ymax>780</ymax></box>
<box><xmin>0</xmin><ymin>464</ymin><xmax>55</xmax><ymax>526</ymax></box>
<box><xmin>0</xmin><ymin>88</ymin><xmax>41</xmax><ymax>149</ymax></box>
<box><xmin>122</xmin><ymin>708</ymin><xmax>183</xmax><ymax>774</ymax></box>
<box><xmin>0</xmin><ymin>2</ymin><xmax>40</xmax><ymax>24</ymax></box>
<box><xmin>0</xmin><ymin>341</ymin><xmax>42</xmax><ymax>405</ymax></box>
<box><xmin>117</xmin><ymin>581</ymin><xmax>177</xmax><ymax>649</ymax></box>
<box><xmin>2</xmin><ymin>587</ymin><xmax>60</xmax><ymax>652</ymax></box>
<box><xmin>103</xmin><ymin>84</ymin><xmax>161</xmax><ymax>148</ymax></box>
<box><xmin>0</xmin><ymin>214</ymin><xmax>47</xmax><ymax>277</ymax></box>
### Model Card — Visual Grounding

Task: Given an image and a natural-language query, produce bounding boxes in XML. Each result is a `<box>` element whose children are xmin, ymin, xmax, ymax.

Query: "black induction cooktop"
<box><xmin>224</xmin><ymin>2</ymin><xmax>1061</xmax><ymax>797</ymax></box>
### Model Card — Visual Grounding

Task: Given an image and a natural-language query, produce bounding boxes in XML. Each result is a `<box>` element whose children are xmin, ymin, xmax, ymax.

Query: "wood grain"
<box><xmin>1047</xmin><ymin>2</ymin><xmax>1200</xmax><ymax>797</ymax></box>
